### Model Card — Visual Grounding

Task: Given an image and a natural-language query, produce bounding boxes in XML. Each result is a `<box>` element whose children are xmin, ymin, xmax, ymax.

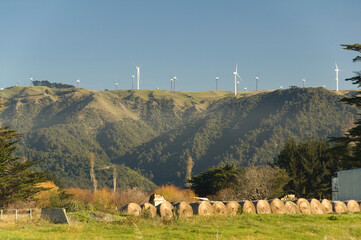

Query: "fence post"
<box><xmin>0</xmin><ymin>209</ymin><xmax>3</xmax><ymax>220</ymax></box>
<box><xmin>29</xmin><ymin>209</ymin><xmax>32</xmax><ymax>219</ymax></box>
<box><xmin>15</xmin><ymin>209</ymin><xmax>18</xmax><ymax>221</ymax></box>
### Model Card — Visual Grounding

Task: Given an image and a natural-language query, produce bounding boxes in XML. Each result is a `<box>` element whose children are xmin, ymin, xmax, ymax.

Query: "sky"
<box><xmin>0</xmin><ymin>0</ymin><xmax>360</xmax><ymax>92</ymax></box>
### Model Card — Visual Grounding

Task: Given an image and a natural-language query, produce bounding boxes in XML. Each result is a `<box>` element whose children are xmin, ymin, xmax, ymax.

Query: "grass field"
<box><xmin>1</xmin><ymin>213</ymin><xmax>361</xmax><ymax>239</ymax></box>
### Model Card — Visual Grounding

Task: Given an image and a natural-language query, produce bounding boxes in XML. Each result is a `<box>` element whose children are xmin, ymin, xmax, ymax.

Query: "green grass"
<box><xmin>1</xmin><ymin>214</ymin><xmax>361</xmax><ymax>239</ymax></box>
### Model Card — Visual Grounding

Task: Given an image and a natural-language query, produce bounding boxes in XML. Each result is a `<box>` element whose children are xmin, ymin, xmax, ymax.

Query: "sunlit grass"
<box><xmin>1</xmin><ymin>213</ymin><xmax>361</xmax><ymax>239</ymax></box>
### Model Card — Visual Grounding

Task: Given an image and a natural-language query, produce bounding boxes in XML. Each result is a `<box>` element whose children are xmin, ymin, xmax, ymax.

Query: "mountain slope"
<box><xmin>0</xmin><ymin>86</ymin><xmax>357</xmax><ymax>188</ymax></box>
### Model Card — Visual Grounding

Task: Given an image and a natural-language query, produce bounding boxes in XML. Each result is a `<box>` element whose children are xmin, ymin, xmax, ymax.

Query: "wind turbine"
<box><xmin>302</xmin><ymin>79</ymin><xmax>306</xmax><ymax>88</ymax></box>
<box><xmin>173</xmin><ymin>76</ymin><xmax>177</xmax><ymax>91</ymax></box>
<box><xmin>30</xmin><ymin>77</ymin><xmax>33</xmax><ymax>86</ymax></box>
<box><xmin>170</xmin><ymin>78</ymin><xmax>174</xmax><ymax>91</ymax></box>
<box><xmin>131</xmin><ymin>75</ymin><xmax>135</xmax><ymax>89</ymax></box>
<box><xmin>256</xmin><ymin>76</ymin><xmax>259</xmax><ymax>91</ymax></box>
<box><xmin>335</xmin><ymin>63</ymin><xmax>340</xmax><ymax>92</ymax></box>
<box><xmin>233</xmin><ymin>65</ymin><xmax>241</xmax><ymax>95</ymax></box>
<box><xmin>76</xmin><ymin>79</ymin><xmax>80</xmax><ymax>88</ymax></box>
<box><xmin>216</xmin><ymin>76</ymin><xmax>219</xmax><ymax>91</ymax></box>
<box><xmin>115</xmin><ymin>82</ymin><xmax>118</xmax><ymax>90</ymax></box>
<box><xmin>136</xmin><ymin>66</ymin><xmax>140</xmax><ymax>90</ymax></box>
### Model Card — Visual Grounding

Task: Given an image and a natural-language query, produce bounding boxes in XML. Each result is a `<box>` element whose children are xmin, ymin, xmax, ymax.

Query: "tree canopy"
<box><xmin>0</xmin><ymin>102</ymin><xmax>48</xmax><ymax>207</ymax></box>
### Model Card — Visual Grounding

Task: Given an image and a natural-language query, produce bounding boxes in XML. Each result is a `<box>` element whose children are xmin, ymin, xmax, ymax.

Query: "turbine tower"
<box><xmin>30</xmin><ymin>77</ymin><xmax>33</xmax><ymax>86</ymax></box>
<box><xmin>216</xmin><ymin>76</ymin><xmax>219</xmax><ymax>91</ymax></box>
<box><xmin>136</xmin><ymin>66</ymin><xmax>140</xmax><ymax>90</ymax></box>
<box><xmin>173</xmin><ymin>76</ymin><xmax>177</xmax><ymax>91</ymax></box>
<box><xmin>256</xmin><ymin>76</ymin><xmax>259</xmax><ymax>91</ymax></box>
<box><xmin>335</xmin><ymin>63</ymin><xmax>339</xmax><ymax>92</ymax></box>
<box><xmin>170</xmin><ymin>78</ymin><xmax>173</xmax><ymax>91</ymax></box>
<box><xmin>115</xmin><ymin>82</ymin><xmax>118</xmax><ymax>90</ymax></box>
<box><xmin>76</xmin><ymin>79</ymin><xmax>80</xmax><ymax>88</ymax></box>
<box><xmin>302</xmin><ymin>79</ymin><xmax>306</xmax><ymax>88</ymax></box>
<box><xmin>131</xmin><ymin>75</ymin><xmax>135</xmax><ymax>89</ymax></box>
<box><xmin>233</xmin><ymin>65</ymin><xmax>241</xmax><ymax>95</ymax></box>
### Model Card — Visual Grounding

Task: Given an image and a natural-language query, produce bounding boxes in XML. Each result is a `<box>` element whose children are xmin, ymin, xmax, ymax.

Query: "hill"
<box><xmin>0</xmin><ymin>86</ymin><xmax>357</xmax><ymax>188</ymax></box>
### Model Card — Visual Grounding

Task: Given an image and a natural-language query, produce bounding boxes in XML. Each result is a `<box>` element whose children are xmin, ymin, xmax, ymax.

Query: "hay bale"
<box><xmin>190</xmin><ymin>201</ymin><xmax>214</xmax><ymax>215</ymax></box>
<box><xmin>226</xmin><ymin>201</ymin><xmax>240</xmax><ymax>215</ymax></box>
<box><xmin>333</xmin><ymin>201</ymin><xmax>347</xmax><ymax>214</ymax></box>
<box><xmin>212</xmin><ymin>201</ymin><xmax>227</xmax><ymax>215</ymax></box>
<box><xmin>321</xmin><ymin>199</ymin><xmax>333</xmax><ymax>213</ymax></box>
<box><xmin>285</xmin><ymin>201</ymin><xmax>299</xmax><ymax>214</ymax></box>
<box><xmin>121</xmin><ymin>203</ymin><xmax>142</xmax><ymax>217</ymax></box>
<box><xmin>242</xmin><ymin>200</ymin><xmax>256</xmax><ymax>214</ymax></box>
<box><xmin>173</xmin><ymin>202</ymin><xmax>193</xmax><ymax>218</ymax></box>
<box><xmin>270</xmin><ymin>198</ymin><xmax>287</xmax><ymax>214</ymax></box>
<box><xmin>156</xmin><ymin>201</ymin><xmax>174</xmax><ymax>220</ymax></box>
<box><xmin>256</xmin><ymin>200</ymin><xmax>271</xmax><ymax>214</ymax></box>
<box><xmin>141</xmin><ymin>203</ymin><xmax>157</xmax><ymax>218</ymax></box>
<box><xmin>296</xmin><ymin>198</ymin><xmax>311</xmax><ymax>214</ymax></box>
<box><xmin>347</xmin><ymin>200</ymin><xmax>360</xmax><ymax>213</ymax></box>
<box><xmin>310</xmin><ymin>199</ymin><xmax>325</xmax><ymax>214</ymax></box>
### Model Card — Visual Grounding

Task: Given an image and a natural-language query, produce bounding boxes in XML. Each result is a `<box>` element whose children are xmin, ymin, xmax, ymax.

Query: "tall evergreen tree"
<box><xmin>275</xmin><ymin>138</ymin><xmax>336</xmax><ymax>198</ymax></box>
<box><xmin>0</xmin><ymin>102</ymin><xmax>48</xmax><ymax>207</ymax></box>
<box><xmin>331</xmin><ymin>44</ymin><xmax>361</xmax><ymax>169</ymax></box>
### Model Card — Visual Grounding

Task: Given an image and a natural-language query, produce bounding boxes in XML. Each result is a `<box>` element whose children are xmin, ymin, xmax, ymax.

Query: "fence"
<box><xmin>0</xmin><ymin>208</ymin><xmax>41</xmax><ymax>221</ymax></box>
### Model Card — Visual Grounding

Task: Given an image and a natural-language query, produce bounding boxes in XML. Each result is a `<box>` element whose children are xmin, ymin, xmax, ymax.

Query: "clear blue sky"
<box><xmin>1</xmin><ymin>0</ymin><xmax>360</xmax><ymax>92</ymax></box>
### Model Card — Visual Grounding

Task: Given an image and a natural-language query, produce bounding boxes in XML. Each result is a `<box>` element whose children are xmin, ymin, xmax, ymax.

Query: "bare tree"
<box><xmin>89</xmin><ymin>152</ymin><xmax>97</xmax><ymax>192</ymax></box>
<box><xmin>185</xmin><ymin>156</ymin><xmax>194</xmax><ymax>188</ymax></box>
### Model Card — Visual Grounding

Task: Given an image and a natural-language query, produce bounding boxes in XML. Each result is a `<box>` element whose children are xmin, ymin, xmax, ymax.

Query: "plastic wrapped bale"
<box><xmin>256</xmin><ymin>200</ymin><xmax>271</xmax><ymax>214</ymax></box>
<box><xmin>121</xmin><ymin>203</ymin><xmax>142</xmax><ymax>217</ymax></box>
<box><xmin>333</xmin><ymin>201</ymin><xmax>347</xmax><ymax>214</ymax></box>
<box><xmin>156</xmin><ymin>201</ymin><xmax>174</xmax><ymax>220</ymax></box>
<box><xmin>310</xmin><ymin>199</ymin><xmax>326</xmax><ymax>214</ymax></box>
<box><xmin>173</xmin><ymin>202</ymin><xmax>193</xmax><ymax>218</ymax></box>
<box><xmin>285</xmin><ymin>201</ymin><xmax>299</xmax><ymax>214</ymax></box>
<box><xmin>226</xmin><ymin>201</ymin><xmax>240</xmax><ymax>215</ymax></box>
<box><xmin>347</xmin><ymin>200</ymin><xmax>360</xmax><ymax>213</ymax></box>
<box><xmin>212</xmin><ymin>201</ymin><xmax>227</xmax><ymax>215</ymax></box>
<box><xmin>189</xmin><ymin>201</ymin><xmax>214</xmax><ymax>216</ymax></box>
<box><xmin>270</xmin><ymin>198</ymin><xmax>287</xmax><ymax>214</ymax></box>
<box><xmin>241</xmin><ymin>200</ymin><xmax>256</xmax><ymax>214</ymax></box>
<box><xmin>321</xmin><ymin>199</ymin><xmax>333</xmax><ymax>213</ymax></box>
<box><xmin>141</xmin><ymin>203</ymin><xmax>157</xmax><ymax>218</ymax></box>
<box><xmin>297</xmin><ymin>198</ymin><xmax>311</xmax><ymax>214</ymax></box>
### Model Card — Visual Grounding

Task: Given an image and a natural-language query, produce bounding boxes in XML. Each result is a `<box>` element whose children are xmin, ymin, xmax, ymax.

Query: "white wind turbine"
<box><xmin>136</xmin><ymin>66</ymin><xmax>140</xmax><ymax>90</ymax></box>
<box><xmin>233</xmin><ymin>65</ymin><xmax>241</xmax><ymax>95</ymax></box>
<box><xmin>335</xmin><ymin>63</ymin><xmax>340</xmax><ymax>92</ymax></box>
<box><xmin>115</xmin><ymin>82</ymin><xmax>118</xmax><ymax>90</ymax></box>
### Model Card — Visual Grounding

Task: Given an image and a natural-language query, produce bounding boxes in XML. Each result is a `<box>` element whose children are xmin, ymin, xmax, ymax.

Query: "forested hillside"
<box><xmin>0</xmin><ymin>86</ymin><xmax>357</xmax><ymax>188</ymax></box>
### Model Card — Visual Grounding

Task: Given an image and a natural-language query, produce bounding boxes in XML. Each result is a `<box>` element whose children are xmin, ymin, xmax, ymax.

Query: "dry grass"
<box><xmin>153</xmin><ymin>185</ymin><xmax>196</xmax><ymax>203</ymax></box>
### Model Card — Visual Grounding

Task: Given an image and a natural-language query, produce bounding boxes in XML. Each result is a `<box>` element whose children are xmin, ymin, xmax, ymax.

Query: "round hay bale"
<box><xmin>270</xmin><ymin>198</ymin><xmax>287</xmax><ymax>214</ymax></box>
<box><xmin>256</xmin><ymin>200</ymin><xmax>271</xmax><ymax>214</ymax></box>
<box><xmin>156</xmin><ymin>201</ymin><xmax>174</xmax><ymax>220</ymax></box>
<box><xmin>321</xmin><ymin>199</ymin><xmax>333</xmax><ymax>213</ymax></box>
<box><xmin>173</xmin><ymin>202</ymin><xmax>193</xmax><ymax>218</ymax></box>
<box><xmin>347</xmin><ymin>200</ymin><xmax>360</xmax><ymax>213</ymax></box>
<box><xmin>141</xmin><ymin>203</ymin><xmax>157</xmax><ymax>218</ymax></box>
<box><xmin>297</xmin><ymin>198</ymin><xmax>311</xmax><ymax>214</ymax></box>
<box><xmin>242</xmin><ymin>200</ymin><xmax>256</xmax><ymax>214</ymax></box>
<box><xmin>189</xmin><ymin>201</ymin><xmax>214</xmax><ymax>216</ymax></box>
<box><xmin>285</xmin><ymin>201</ymin><xmax>299</xmax><ymax>214</ymax></box>
<box><xmin>212</xmin><ymin>201</ymin><xmax>227</xmax><ymax>215</ymax></box>
<box><xmin>310</xmin><ymin>199</ymin><xmax>325</xmax><ymax>214</ymax></box>
<box><xmin>333</xmin><ymin>201</ymin><xmax>347</xmax><ymax>214</ymax></box>
<box><xmin>121</xmin><ymin>203</ymin><xmax>142</xmax><ymax>217</ymax></box>
<box><xmin>226</xmin><ymin>201</ymin><xmax>240</xmax><ymax>215</ymax></box>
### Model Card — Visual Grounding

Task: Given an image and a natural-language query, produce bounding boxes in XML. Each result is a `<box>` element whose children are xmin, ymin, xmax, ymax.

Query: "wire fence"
<box><xmin>0</xmin><ymin>208</ymin><xmax>41</xmax><ymax>221</ymax></box>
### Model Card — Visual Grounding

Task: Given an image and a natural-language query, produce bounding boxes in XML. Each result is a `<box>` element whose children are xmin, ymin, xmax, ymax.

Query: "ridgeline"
<box><xmin>0</xmin><ymin>86</ymin><xmax>357</xmax><ymax>189</ymax></box>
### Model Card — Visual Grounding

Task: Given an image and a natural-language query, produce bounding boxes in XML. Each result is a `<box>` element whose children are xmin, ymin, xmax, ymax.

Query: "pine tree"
<box><xmin>0</xmin><ymin>126</ymin><xmax>48</xmax><ymax>207</ymax></box>
<box><xmin>275</xmin><ymin>138</ymin><xmax>336</xmax><ymax>198</ymax></box>
<box><xmin>331</xmin><ymin>44</ymin><xmax>361</xmax><ymax>168</ymax></box>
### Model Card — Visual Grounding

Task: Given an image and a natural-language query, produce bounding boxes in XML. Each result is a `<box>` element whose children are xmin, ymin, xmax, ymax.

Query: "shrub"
<box><xmin>153</xmin><ymin>184</ymin><xmax>196</xmax><ymax>203</ymax></box>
